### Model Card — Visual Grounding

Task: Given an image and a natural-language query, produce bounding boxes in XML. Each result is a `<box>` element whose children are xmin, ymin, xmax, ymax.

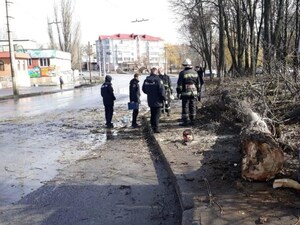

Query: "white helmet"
<box><xmin>182</xmin><ymin>58</ymin><xmax>192</xmax><ymax>66</ymax></box>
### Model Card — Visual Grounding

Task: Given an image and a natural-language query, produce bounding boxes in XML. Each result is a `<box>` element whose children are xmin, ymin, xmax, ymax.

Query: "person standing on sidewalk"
<box><xmin>59</xmin><ymin>76</ymin><xmax>64</xmax><ymax>90</ymax></box>
<box><xmin>142</xmin><ymin>67</ymin><xmax>166</xmax><ymax>133</ymax></box>
<box><xmin>129</xmin><ymin>73</ymin><xmax>141</xmax><ymax>128</ymax></box>
<box><xmin>176</xmin><ymin>58</ymin><xmax>201</xmax><ymax>126</ymax></box>
<box><xmin>101</xmin><ymin>75</ymin><xmax>116</xmax><ymax>128</ymax></box>
<box><xmin>195</xmin><ymin>62</ymin><xmax>206</xmax><ymax>101</ymax></box>
<box><xmin>158</xmin><ymin>67</ymin><xmax>173</xmax><ymax>116</ymax></box>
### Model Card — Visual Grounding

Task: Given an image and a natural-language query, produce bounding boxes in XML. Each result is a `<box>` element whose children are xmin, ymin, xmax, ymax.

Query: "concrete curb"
<box><xmin>0</xmin><ymin>88</ymin><xmax>74</xmax><ymax>100</ymax></box>
<box><xmin>0</xmin><ymin>84</ymin><xmax>97</xmax><ymax>101</ymax></box>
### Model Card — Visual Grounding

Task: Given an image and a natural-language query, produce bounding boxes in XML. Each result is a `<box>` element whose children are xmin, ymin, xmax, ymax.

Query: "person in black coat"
<box><xmin>195</xmin><ymin>64</ymin><xmax>205</xmax><ymax>86</ymax></box>
<box><xmin>142</xmin><ymin>67</ymin><xmax>166</xmax><ymax>133</ymax></box>
<box><xmin>59</xmin><ymin>76</ymin><xmax>64</xmax><ymax>90</ymax></box>
<box><xmin>101</xmin><ymin>75</ymin><xmax>116</xmax><ymax>128</ymax></box>
<box><xmin>129</xmin><ymin>73</ymin><xmax>141</xmax><ymax>128</ymax></box>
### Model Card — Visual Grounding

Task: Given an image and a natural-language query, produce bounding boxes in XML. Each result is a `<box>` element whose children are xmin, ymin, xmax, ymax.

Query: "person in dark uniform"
<box><xmin>195</xmin><ymin>62</ymin><xmax>206</xmax><ymax>101</ymax></box>
<box><xmin>176</xmin><ymin>58</ymin><xmax>201</xmax><ymax>126</ymax></box>
<box><xmin>59</xmin><ymin>76</ymin><xmax>64</xmax><ymax>90</ymax></box>
<box><xmin>101</xmin><ymin>75</ymin><xmax>116</xmax><ymax>128</ymax></box>
<box><xmin>158</xmin><ymin>67</ymin><xmax>173</xmax><ymax>116</ymax></box>
<box><xmin>142</xmin><ymin>67</ymin><xmax>166</xmax><ymax>133</ymax></box>
<box><xmin>129</xmin><ymin>73</ymin><xmax>141</xmax><ymax>128</ymax></box>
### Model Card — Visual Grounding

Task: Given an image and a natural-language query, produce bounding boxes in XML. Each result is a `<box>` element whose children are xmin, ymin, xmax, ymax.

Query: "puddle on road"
<box><xmin>0</xmin><ymin>109</ymin><xmax>110</xmax><ymax>206</ymax></box>
<box><xmin>0</xmin><ymin>106</ymin><xmax>141</xmax><ymax>206</ymax></box>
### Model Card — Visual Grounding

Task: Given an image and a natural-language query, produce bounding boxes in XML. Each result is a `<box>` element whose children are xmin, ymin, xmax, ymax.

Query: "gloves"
<box><xmin>170</xmin><ymin>94</ymin><xmax>175</xmax><ymax>100</ymax></box>
<box><xmin>177</xmin><ymin>94</ymin><xmax>181</xmax><ymax>100</ymax></box>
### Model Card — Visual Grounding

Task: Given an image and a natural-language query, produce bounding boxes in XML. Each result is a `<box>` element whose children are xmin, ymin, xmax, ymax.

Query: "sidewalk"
<box><xmin>0</xmin><ymin>83</ymin><xmax>90</xmax><ymax>100</ymax></box>
<box><xmin>147</xmin><ymin>101</ymin><xmax>299</xmax><ymax>225</ymax></box>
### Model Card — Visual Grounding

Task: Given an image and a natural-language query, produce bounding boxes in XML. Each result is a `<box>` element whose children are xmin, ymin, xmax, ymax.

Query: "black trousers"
<box><xmin>150</xmin><ymin>107</ymin><xmax>161</xmax><ymax>130</ymax></box>
<box><xmin>104</xmin><ymin>104</ymin><xmax>114</xmax><ymax>125</ymax></box>
<box><xmin>181</xmin><ymin>98</ymin><xmax>197</xmax><ymax>122</ymax></box>
<box><xmin>132</xmin><ymin>109</ymin><xmax>139</xmax><ymax>125</ymax></box>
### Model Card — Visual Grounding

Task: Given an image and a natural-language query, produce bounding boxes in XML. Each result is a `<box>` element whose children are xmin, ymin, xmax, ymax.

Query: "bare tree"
<box><xmin>169</xmin><ymin>0</ymin><xmax>299</xmax><ymax>80</ymax></box>
<box><xmin>48</xmin><ymin>0</ymin><xmax>81</xmax><ymax>69</ymax></box>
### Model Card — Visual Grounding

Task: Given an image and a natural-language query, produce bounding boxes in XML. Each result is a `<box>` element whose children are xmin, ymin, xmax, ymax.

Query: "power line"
<box><xmin>131</xmin><ymin>18</ymin><xmax>149</xmax><ymax>23</ymax></box>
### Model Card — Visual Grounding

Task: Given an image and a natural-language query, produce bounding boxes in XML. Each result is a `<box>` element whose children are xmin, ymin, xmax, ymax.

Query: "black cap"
<box><xmin>105</xmin><ymin>75</ymin><xmax>112</xmax><ymax>82</ymax></box>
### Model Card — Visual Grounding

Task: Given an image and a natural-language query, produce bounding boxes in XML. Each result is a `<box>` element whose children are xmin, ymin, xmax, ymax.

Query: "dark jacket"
<box><xmin>196</xmin><ymin>63</ymin><xmax>206</xmax><ymax>86</ymax></box>
<box><xmin>101</xmin><ymin>76</ymin><xmax>116</xmax><ymax>106</ymax></box>
<box><xmin>142</xmin><ymin>74</ymin><xmax>166</xmax><ymax>107</ymax></box>
<box><xmin>176</xmin><ymin>67</ymin><xmax>200</xmax><ymax>98</ymax></box>
<box><xmin>129</xmin><ymin>78</ymin><xmax>141</xmax><ymax>104</ymax></box>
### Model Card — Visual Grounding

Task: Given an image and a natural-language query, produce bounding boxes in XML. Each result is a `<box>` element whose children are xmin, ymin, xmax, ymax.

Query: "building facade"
<box><xmin>0</xmin><ymin>52</ymin><xmax>31</xmax><ymax>88</ymax></box>
<box><xmin>96</xmin><ymin>33</ymin><xmax>165</xmax><ymax>73</ymax></box>
<box><xmin>26</xmin><ymin>49</ymin><xmax>72</xmax><ymax>86</ymax></box>
<box><xmin>0</xmin><ymin>46</ymin><xmax>72</xmax><ymax>88</ymax></box>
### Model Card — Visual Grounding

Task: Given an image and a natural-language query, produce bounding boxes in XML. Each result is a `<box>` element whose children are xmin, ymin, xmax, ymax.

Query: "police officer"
<box><xmin>176</xmin><ymin>59</ymin><xmax>201</xmax><ymax>126</ymax></box>
<box><xmin>129</xmin><ymin>73</ymin><xmax>141</xmax><ymax>128</ymax></box>
<box><xmin>142</xmin><ymin>67</ymin><xmax>166</xmax><ymax>133</ymax></box>
<box><xmin>158</xmin><ymin>67</ymin><xmax>173</xmax><ymax>116</ymax></box>
<box><xmin>101</xmin><ymin>75</ymin><xmax>116</xmax><ymax>128</ymax></box>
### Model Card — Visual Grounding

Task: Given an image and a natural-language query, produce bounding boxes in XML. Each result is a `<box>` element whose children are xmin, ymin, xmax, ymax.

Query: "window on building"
<box><xmin>23</xmin><ymin>61</ymin><xmax>26</xmax><ymax>70</ymax></box>
<box><xmin>17</xmin><ymin>60</ymin><xmax>21</xmax><ymax>70</ymax></box>
<box><xmin>0</xmin><ymin>60</ymin><xmax>4</xmax><ymax>71</ymax></box>
<box><xmin>28</xmin><ymin>58</ymin><xmax>32</xmax><ymax>66</ymax></box>
<box><xmin>39</xmin><ymin>58</ymin><xmax>50</xmax><ymax>67</ymax></box>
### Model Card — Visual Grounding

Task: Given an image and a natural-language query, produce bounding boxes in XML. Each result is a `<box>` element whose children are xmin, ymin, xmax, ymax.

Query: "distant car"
<box><xmin>204</xmin><ymin>70</ymin><xmax>217</xmax><ymax>77</ymax></box>
<box><xmin>256</xmin><ymin>68</ymin><xmax>263</xmax><ymax>74</ymax></box>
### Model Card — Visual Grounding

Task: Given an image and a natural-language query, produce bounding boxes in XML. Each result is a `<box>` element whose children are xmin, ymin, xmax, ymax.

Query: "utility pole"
<box><xmin>103</xmin><ymin>43</ymin><xmax>106</xmax><ymax>77</ymax></box>
<box><xmin>164</xmin><ymin>47</ymin><xmax>167</xmax><ymax>72</ymax></box>
<box><xmin>88</xmin><ymin>41</ymin><xmax>92</xmax><ymax>83</ymax></box>
<box><xmin>78</xmin><ymin>46</ymin><xmax>82</xmax><ymax>75</ymax></box>
<box><xmin>5</xmin><ymin>0</ymin><xmax>18</xmax><ymax>96</ymax></box>
<box><xmin>131</xmin><ymin>19</ymin><xmax>149</xmax><ymax>69</ymax></box>
<box><xmin>97</xmin><ymin>40</ymin><xmax>102</xmax><ymax>76</ymax></box>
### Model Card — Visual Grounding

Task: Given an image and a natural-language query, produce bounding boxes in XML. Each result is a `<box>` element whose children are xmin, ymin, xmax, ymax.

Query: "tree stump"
<box><xmin>220</xmin><ymin>92</ymin><xmax>284</xmax><ymax>181</ymax></box>
<box><xmin>240</xmin><ymin>109</ymin><xmax>284</xmax><ymax>181</ymax></box>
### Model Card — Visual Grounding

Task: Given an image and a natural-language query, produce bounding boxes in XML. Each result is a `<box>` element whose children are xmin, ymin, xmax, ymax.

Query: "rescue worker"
<box><xmin>129</xmin><ymin>73</ymin><xmax>141</xmax><ymax>128</ymax></box>
<box><xmin>176</xmin><ymin>58</ymin><xmax>201</xmax><ymax>126</ymax></box>
<box><xmin>101</xmin><ymin>75</ymin><xmax>116</xmax><ymax>128</ymax></box>
<box><xmin>158</xmin><ymin>67</ymin><xmax>173</xmax><ymax>116</ymax></box>
<box><xmin>142</xmin><ymin>67</ymin><xmax>166</xmax><ymax>133</ymax></box>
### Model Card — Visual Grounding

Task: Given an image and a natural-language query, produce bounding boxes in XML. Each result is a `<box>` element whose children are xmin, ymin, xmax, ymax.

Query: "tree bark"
<box><xmin>240</xmin><ymin>105</ymin><xmax>284</xmax><ymax>181</ymax></box>
<box><xmin>220</xmin><ymin>92</ymin><xmax>284</xmax><ymax>181</ymax></box>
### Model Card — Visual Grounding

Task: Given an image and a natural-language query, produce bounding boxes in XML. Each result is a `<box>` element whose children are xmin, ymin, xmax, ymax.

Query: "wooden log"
<box><xmin>240</xmin><ymin>107</ymin><xmax>284</xmax><ymax>181</ymax></box>
<box><xmin>273</xmin><ymin>178</ymin><xmax>300</xmax><ymax>190</ymax></box>
<box><xmin>219</xmin><ymin>92</ymin><xmax>285</xmax><ymax>181</ymax></box>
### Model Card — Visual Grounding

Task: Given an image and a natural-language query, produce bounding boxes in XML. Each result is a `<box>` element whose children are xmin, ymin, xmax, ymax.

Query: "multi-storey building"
<box><xmin>96</xmin><ymin>33</ymin><xmax>165</xmax><ymax>73</ymax></box>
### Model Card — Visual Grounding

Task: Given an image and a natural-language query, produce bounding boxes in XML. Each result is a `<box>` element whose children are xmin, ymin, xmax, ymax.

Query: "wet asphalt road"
<box><xmin>0</xmin><ymin>74</ymin><xmax>181</xmax><ymax>224</ymax></box>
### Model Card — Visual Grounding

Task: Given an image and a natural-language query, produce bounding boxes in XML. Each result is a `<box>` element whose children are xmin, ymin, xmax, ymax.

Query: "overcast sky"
<box><xmin>0</xmin><ymin>0</ymin><xmax>182</xmax><ymax>45</ymax></box>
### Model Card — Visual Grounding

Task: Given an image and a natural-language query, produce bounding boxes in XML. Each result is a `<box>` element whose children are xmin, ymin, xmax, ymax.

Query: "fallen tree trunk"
<box><xmin>240</xmin><ymin>103</ymin><xmax>284</xmax><ymax>181</ymax></box>
<box><xmin>220</xmin><ymin>92</ymin><xmax>284</xmax><ymax>181</ymax></box>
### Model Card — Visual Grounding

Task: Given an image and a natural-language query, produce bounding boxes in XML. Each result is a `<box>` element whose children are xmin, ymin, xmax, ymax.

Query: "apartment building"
<box><xmin>96</xmin><ymin>33</ymin><xmax>165</xmax><ymax>73</ymax></box>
